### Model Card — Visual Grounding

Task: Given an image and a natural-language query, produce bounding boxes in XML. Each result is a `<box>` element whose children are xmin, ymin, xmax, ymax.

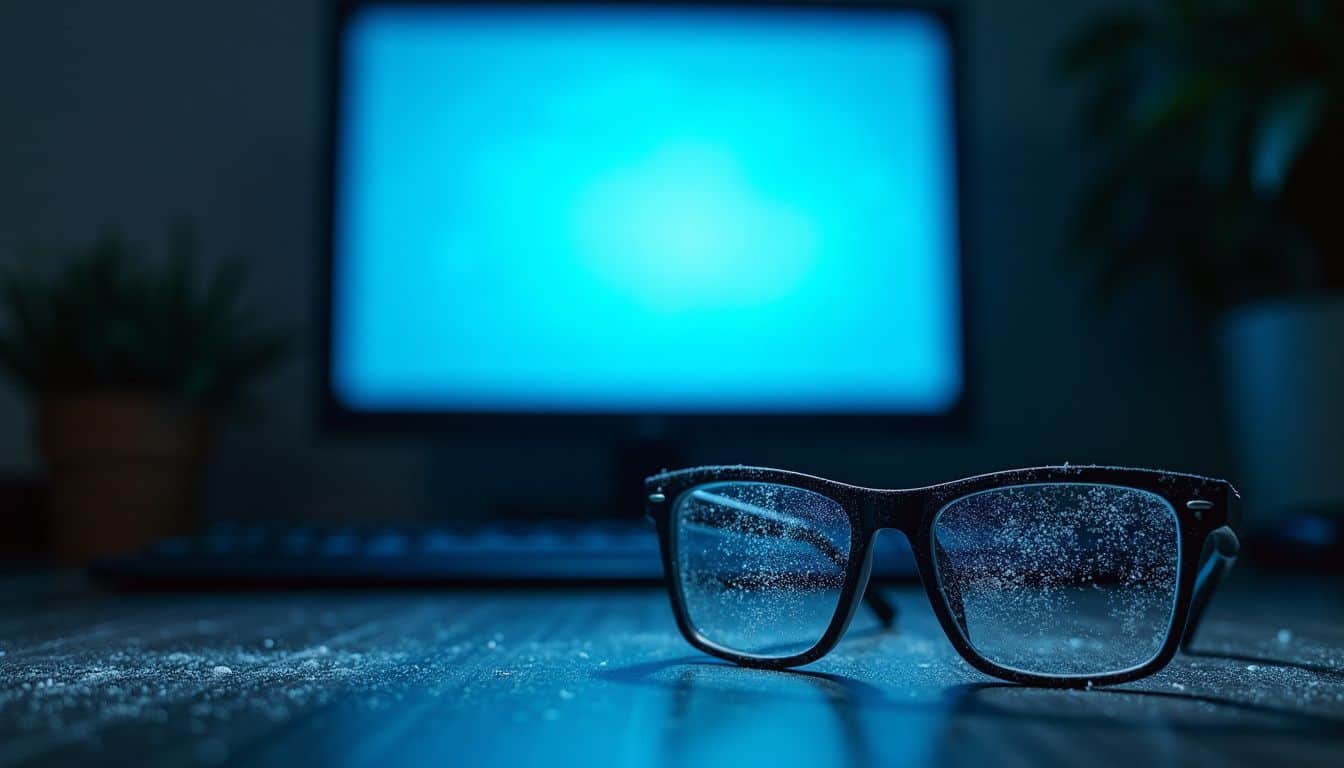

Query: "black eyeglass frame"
<box><xmin>644</xmin><ymin>465</ymin><xmax>1240</xmax><ymax>688</ymax></box>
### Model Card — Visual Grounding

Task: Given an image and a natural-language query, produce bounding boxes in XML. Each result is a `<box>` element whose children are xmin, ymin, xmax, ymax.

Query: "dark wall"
<box><xmin>0</xmin><ymin>0</ymin><xmax>1225</xmax><ymax>524</ymax></box>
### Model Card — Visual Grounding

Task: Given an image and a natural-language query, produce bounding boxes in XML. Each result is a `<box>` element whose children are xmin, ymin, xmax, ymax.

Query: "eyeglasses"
<box><xmin>645</xmin><ymin>465</ymin><xmax>1239</xmax><ymax>687</ymax></box>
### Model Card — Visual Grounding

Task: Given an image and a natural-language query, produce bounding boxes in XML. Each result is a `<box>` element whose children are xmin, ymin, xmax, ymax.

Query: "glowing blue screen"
<box><xmin>333</xmin><ymin>5</ymin><xmax>963</xmax><ymax>413</ymax></box>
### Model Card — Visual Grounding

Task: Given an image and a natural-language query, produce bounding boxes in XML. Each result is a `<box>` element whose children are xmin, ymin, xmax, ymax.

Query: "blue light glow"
<box><xmin>333</xmin><ymin>5</ymin><xmax>962</xmax><ymax>413</ymax></box>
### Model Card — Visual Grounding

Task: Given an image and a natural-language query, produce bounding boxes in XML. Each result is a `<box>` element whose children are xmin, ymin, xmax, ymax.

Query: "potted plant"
<box><xmin>1059</xmin><ymin>1</ymin><xmax>1344</xmax><ymax>527</ymax></box>
<box><xmin>0</xmin><ymin>223</ymin><xmax>287</xmax><ymax>560</ymax></box>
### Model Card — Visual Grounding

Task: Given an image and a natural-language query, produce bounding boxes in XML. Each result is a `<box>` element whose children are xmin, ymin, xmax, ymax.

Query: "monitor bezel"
<box><xmin>319</xmin><ymin>0</ymin><xmax>972</xmax><ymax>436</ymax></box>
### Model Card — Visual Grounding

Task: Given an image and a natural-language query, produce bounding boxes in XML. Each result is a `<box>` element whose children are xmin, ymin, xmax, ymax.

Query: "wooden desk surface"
<box><xmin>1</xmin><ymin>570</ymin><xmax>1342</xmax><ymax>767</ymax></box>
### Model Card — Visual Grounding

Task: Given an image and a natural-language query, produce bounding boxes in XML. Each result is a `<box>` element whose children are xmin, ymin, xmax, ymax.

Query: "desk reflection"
<box><xmin>602</xmin><ymin>652</ymin><xmax>1344</xmax><ymax>768</ymax></box>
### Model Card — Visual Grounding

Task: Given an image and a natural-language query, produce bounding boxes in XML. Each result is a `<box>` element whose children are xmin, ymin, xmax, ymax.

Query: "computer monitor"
<box><xmin>324</xmin><ymin>1</ymin><xmax>966</xmax><ymax>439</ymax></box>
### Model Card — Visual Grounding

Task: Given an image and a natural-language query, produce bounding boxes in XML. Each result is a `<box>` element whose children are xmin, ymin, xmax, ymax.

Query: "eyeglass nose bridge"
<box><xmin>867</xmin><ymin>489</ymin><xmax>925</xmax><ymax>534</ymax></box>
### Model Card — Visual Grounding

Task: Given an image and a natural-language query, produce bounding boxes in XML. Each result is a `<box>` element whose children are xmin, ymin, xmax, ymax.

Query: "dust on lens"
<box><xmin>673</xmin><ymin>481</ymin><xmax>850</xmax><ymax>658</ymax></box>
<box><xmin>932</xmin><ymin>483</ymin><xmax>1179</xmax><ymax>677</ymax></box>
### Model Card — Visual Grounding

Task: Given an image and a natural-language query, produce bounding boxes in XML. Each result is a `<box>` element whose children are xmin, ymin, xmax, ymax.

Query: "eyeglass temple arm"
<box><xmin>862</xmin><ymin>588</ymin><xmax>898</xmax><ymax>627</ymax></box>
<box><xmin>1181</xmin><ymin>526</ymin><xmax>1240</xmax><ymax>651</ymax></box>
<box><xmin>683</xmin><ymin>491</ymin><xmax>898</xmax><ymax>628</ymax></box>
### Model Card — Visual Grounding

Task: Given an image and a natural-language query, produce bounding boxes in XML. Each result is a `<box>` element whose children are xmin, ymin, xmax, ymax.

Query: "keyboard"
<box><xmin>90</xmin><ymin>520</ymin><xmax>917</xmax><ymax>588</ymax></box>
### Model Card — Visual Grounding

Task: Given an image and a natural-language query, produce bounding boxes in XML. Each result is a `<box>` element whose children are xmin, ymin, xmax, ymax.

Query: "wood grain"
<box><xmin>0</xmin><ymin>571</ymin><xmax>1341</xmax><ymax>767</ymax></box>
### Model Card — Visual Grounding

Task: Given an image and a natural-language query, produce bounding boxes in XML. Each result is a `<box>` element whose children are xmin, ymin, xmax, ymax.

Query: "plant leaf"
<box><xmin>0</xmin><ymin>221</ymin><xmax>290</xmax><ymax>405</ymax></box>
<box><xmin>1253</xmin><ymin>84</ymin><xmax>1327</xmax><ymax>195</ymax></box>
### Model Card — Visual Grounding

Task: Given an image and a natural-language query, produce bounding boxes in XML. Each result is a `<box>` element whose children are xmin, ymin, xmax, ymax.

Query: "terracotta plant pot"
<box><xmin>37</xmin><ymin>394</ymin><xmax>215</xmax><ymax>561</ymax></box>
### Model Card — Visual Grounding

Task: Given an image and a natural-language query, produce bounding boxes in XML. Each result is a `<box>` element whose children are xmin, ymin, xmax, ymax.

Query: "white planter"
<box><xmin>1217</xmin><ymin>298</ymin><xmax>1344</xmax><ymax>527</ymax></box>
